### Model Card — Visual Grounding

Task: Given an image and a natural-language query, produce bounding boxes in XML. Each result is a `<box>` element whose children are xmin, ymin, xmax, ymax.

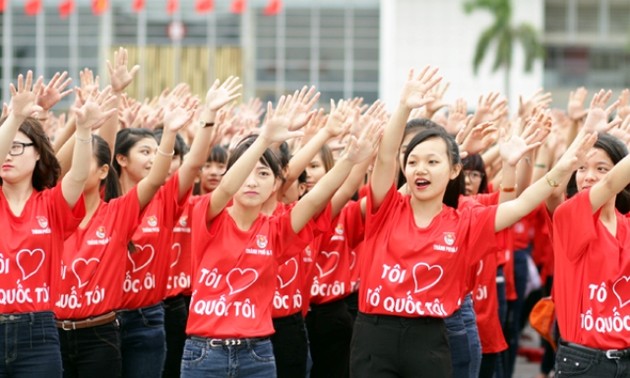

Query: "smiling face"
<box><xmin>575</xmin><ymin>147</ymin><xmax>614</xmax><ymax>192</ymax></box>
<box><xmin>404</xmin><ymin>137</ymin><xmax>461</xmax><ymax>203</ymax></box>
<box><xmin>116</xmin><ymin>137</ymin><xmax>158</xmax><ymax>184</ymax></box>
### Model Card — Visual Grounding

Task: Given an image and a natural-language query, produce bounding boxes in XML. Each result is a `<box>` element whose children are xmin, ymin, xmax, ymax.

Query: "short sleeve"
<box><xmin>552</xmin><ymin>190</ymin><xmax>598</xmax><ymax>262</ymax></box>
<box><xmin>110</xmin><ymin>186</ymin><xmax>143</xmax><ymax>241</ymax></box>
<box><xmin>274</xmin><ymin>211</ymin><xmax>315</xmax><ymax>264</ymax></box>
<box><xmin>341</xmin><ymin>201</ymin><xmax>365</xmax><ymax>249</ymax></box>
<box><xmin>464</xmin><ymin>204</ymin><xmax>499</xmax><ymax>264</ymax></box>
<box><xmin>366</xmin><ymin>184</ymin><xmax>400</xmax><ymax>234</ymax></box>
<box><xmin>45</xmin><ymin>182</ymin><xmax>86</xmax><ymax>238</ymax></box>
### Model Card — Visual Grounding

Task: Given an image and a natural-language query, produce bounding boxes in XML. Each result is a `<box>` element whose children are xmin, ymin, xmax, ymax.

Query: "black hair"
<box><xmin>112</xmin><ymin>128</ymin><xmax>157</xmax><ymax>177</ymax></box>
<box><xmin>462</xmin><ymin>154</ymin><xmax>489</xmax><ymax>194</ymax></box>
<box><xmin>403</xmin><ymin>127</ymin><xmax>464</xmax><ymax>208</ymax></box>
<box><xmin>207</xmin><ymin>144</ymin><xmax>228</xmax><ymax>164</ymax></box>
<box><xmin>566</xmin><ymin>132</ymin><xmax>630</xmax><ymax>214</ymax></box>
<box><xmin>0</xmin><ymin>117</ymin><xmax>60</xmax><ymax>191</ymax></box>
<box><xmin>92</xmin><ymin>134</ymin><xmax>121</xmax><ymax>202</ymax></box>
<box><xmin>226</xmin><ymin>135</ymin><xmax>283</xmax><ymax>179</ymax></box>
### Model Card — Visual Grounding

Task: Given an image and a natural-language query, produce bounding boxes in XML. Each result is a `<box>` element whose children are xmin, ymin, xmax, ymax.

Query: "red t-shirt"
<box><xmin>187</xmin><ymin>195</ymin><xmax>314</xmax><ymax>338</ymax></box>
<box><xmin>359</xmin><ymin>185</ymin><xmax>497</xmax><ymax>317</ymax></box>
<box><xmin>553</xmin><ymin>190</ymin><xmax>630</xmax><ymax>349</ymax></box>
<box><xmin>0</xmin><ymin>183</ymin><xmax>85</xmax><ymax>313</ymax></box>
<box><xmin>120</xmin><ymin>173</ymin><xmax>188</xmax><ymax>309</ymax></box>
<box><xmin>165</xmin><ymin>197</ymin><xmax>199</xmax><ymax>298</ymax></box>
<box><xmin>55</xmin><ymin>188</ymin><xmax>142</xmax><ymax>319</ymax></box>
<box><xmin>309</xmin><ymin>201</ymin><xmax>364</xmax><ymax>305</ymax></box>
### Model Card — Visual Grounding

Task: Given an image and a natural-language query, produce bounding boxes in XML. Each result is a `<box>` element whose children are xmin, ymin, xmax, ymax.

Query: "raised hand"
<box><xmin>609</xmin><ymin>114</ymin><xmax>630</xmax><ymax>147</ymax></box>
<box><xmin>445</xmin><ymin>98</ymin><xmax>468</xmax><ymax>135</ymax></box>
<box><xmin>583</xmin><ymin>89</ymin><xmax>619</xmax><ymax>133</ymax></box>
<box><xmin>457</xmin><ymin>121</ymin><xmax>497</xmax><ymax>156</ymax></box>
<box><xmin>499</xmin><ymin>126</ymin><xmax>543</xmax><ymax>167</ymax></box>
<box><xmin>567</xmin><ymin>87</ymin><xmax>588</xmax><ymax>121</ymax></box>
<box><xmin>9</xmin><ymin>71</ymin><xmax>44</xmax><ymax>119</ymax></box>
<box><xmin>617</xmin><ymin>89</ymin><xmax>630</xmax><ymax>121</ymax></box>
<box><xmin>286</xmin><ymin>85</ymin><xmax>320</xmax><ymax>130</ymax></box>
<box><xmin>553</xmin><ymin>130</ymin><xmax>598</xmax><ymax>175</ymax></box>
<box><xmin>324</xmin><ymin>99</ymin><xmax>352</xmax><ymax>137</ymax></box>
<box><xmin>107</xmin><ymin>47</ymin><xmax>140</xmax><ymax>93</ymax></box>
<box><xmin>343</xmin><ymin>115</ymin><xmax>383</xmax><ymax>164</ymax></box>
<box><xmin>204</xmin><ymin>76</ymin><xmax>242</xmax><ymax>112</ymax></box>
<box><xmin>163</xmin><ymin>100</ymin><xmax>194</xmax><ymax>133</ymax></box>
<box><xmin>399</xmin><ymin>66</ymin><xmax>442</xmax><ymax>109</ymax></box>
<box><xmin>37</xmin><ymin>71</ymin><xmax>73</xmax><ymax>111</ymax></box>
<box><xmin>425</xmin><ymin>82</ymin><xmax>450</xmax><ymax>116</ymax></box>
<box><xmin>73</xmin><ymin>85</ymin><xmax>118</xmax><ymax>131</ymax></box>
<box><xmin>518</xmin><ymin>88</ymin><xmax>552</xmax><ymax>118</ymax></box>
<box><xmin>260</xmin><ymin>96</ymin><xmax>304</xmax><ymax>143</ymax></box>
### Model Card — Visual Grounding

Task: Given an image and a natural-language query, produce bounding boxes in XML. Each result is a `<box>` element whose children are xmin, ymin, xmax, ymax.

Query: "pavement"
<box><xmin>513</xmin><ymin>324</ymin><xmax>551</xmax><ymax>378</ymax></box>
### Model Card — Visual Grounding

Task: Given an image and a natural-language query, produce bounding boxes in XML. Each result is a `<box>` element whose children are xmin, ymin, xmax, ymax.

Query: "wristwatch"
<box><xmin>199</xmin><ymin>120</ymin><xmax>215</xmax><ymax>128</ymax></box>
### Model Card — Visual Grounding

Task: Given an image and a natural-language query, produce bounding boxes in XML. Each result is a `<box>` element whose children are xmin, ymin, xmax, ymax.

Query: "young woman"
<box><xmin>113</xmin><ymin>78</ymin><xmax>240</xmax><ymax>378</ymax></box>
<box><xmin>0</xmin><ymin>71</ymin><xmax>113</xmax><ymax>377</ymax></box>
<box><xmin>349</xmin><ymin>67</ymin><xmax>595</xmax><ymax>377</ymax></box>
<box><xmin>182</xmin><ymin>98</ymin><xmax>379</xmax><ymax>377</ymax></box>
<box><xmin>552</xmin><ymin>131</ymin><xmax>630</xmax><ymax>377</ymax></box>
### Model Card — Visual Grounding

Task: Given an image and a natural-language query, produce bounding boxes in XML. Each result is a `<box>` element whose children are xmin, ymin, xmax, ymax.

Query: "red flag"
<box><xmin>230</xmin><ymin>0</ymin><xmax>245</xmax><ymax>14</ymax></box>
<box><xmin>263</xmin><ymin>0</ymin><xmax>281</xmax><ymax>15</ymax></box>
<box><xmin>166</xmin><ymin>0</ymin><xmax>178</xmax><ymax>14</ymax></box>
<box><xmin>91</xmin><ymin>0</ymin><xmax>108</xmax><ymax>15</ymax></box>
<box><xmin>132</xmin><ymin>0</ymin><xmax>144</xmax><ymax>12</ymax></box>
<box><xmin>195</xmin><ymin>0</ymin><xmax>213</xmax><ymax>14</ymax></box>
<box><xmin>25</xmin><ymin>0</ymin><xmax>42</xmax><ymax>16</ymax></box>
<box><xmin>0</xmin><ymin>0</ymin><xmax>5</xmax><ymax>13</ymax></box>
<box><xmin>59</xmin><ymin>0</ymin><xmax>74</xmax><ymax>17</ymax></box>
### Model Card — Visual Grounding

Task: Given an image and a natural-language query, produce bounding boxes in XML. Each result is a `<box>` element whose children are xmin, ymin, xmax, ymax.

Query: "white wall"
<box><xmin>379</xmin><ymin>0</ymin><xmax>544</xmax><ymax>113</ymax></box>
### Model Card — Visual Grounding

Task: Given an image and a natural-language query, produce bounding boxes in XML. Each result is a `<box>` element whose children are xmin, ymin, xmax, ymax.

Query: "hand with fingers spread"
<box><xmin>286</xmin><ymin>86</ymin><xmax>320</xmax><ymax>130</ymax></box>
<box><xmin>522</xmin><ymin>106</ymin><xmax>552</xmax><ymax>146</ymax></box>
<box><xmin>324</xmin><ymin>99</ymin><xmax>352</xmax><ymax>138</ymax></box>
<box><xmin>163</xmin><ymin>101</ymin><xmax>195</xmax><ymax>134</ymax></box>
<box><xmin>72</xmin><ymin>86</ymin><xmax>118</xmax><ymax>132</ymax></box>
<box><xmin>518</xmin><ymin>88</ymin><xmax>552</xmax><ymax>118</ymax></box>
<box><xmin>617</xmin><ymin>89</ymin><xmax>630</xmax><ymax>121</ymax></box>
<box><xmin>457</xmin><ymin>121</ymin><xmax>497</xmax><ymax>156</ymax></box>
<box><xmin>408</xmin><ymin>107</ymin><xmax>427</xmax><ymax>121</ymax></box>
<box><xmin>342</xmin><ymin>114</ymin><xmax>383</xmax><ymax>164</ymax></box>
<box><xmin>499</xmin><ymin>126</ymin><xmax>543</xmax><ymax>167</ymax></box>
<box><xmin>399</xmin><ymin>66</ymin><xmax>442</xmax><ymax>110</ymax></box>
<box><xmin>203</xmin><ymin>77</ymin><xmax>242</xmax><ymax>113</ymax></box>
<box><xmin>260</xmin><ymin>97</ymin><xmax>305</xmax><ymax>144</ymax></box>
<box><xmin>471</xmin><ymin>92</ymin><xmax>501</xmax><ymax>125</ymax></box>
<box><xmin>107</xmin><ymin>47</ymin><xmax>140</xmax><ymax>94</ymax></box>
<box><xmin>425</xmin><ymin>82</ymin><xmax>450</xmax><ymax>117</ymax></box>
<box><xmin>583</xmin><ymin>89</ymin><xmax>619</xmax><ymax>133</ymax></box>
<box><xmin>9</xmin><ymin>71</ymin><xmax>44</xmax><ymax>119</ymax></box>
<box><xmin>445</xmin><ymin>98</ymin><xmax>468</xmax><ymax>135</ymax></box>
<box><xmin>567</xmin><ymin>87</ymin><xmax>588</xmax><ymax>121</ymax></box>
<box><xmin>609</xmin><ymin>114</ymin><xmax>630</xmax><ymax>147</ymax></box>
<box><xmin>37</xmin><ymin>71</ymin><xmax>73</xmax><ymax>111</ymax></box>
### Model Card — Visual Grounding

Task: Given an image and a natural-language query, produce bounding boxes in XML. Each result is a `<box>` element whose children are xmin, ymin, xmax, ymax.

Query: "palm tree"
<box><xmin>464</xmin><ymin>0</ymin><xmax>544</xmax><ymax>101</ymax></box>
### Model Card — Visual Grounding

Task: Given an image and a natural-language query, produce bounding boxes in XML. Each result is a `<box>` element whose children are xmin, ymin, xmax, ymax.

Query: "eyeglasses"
<box><xmin>9</xmin><ymin>142</ymin><xmax>35</xmax><ymax>157</ymax></box>
<box><xmin>464</xmin><ymin>170</ymin><xmax>484</xmax><ymax>181</ymax></box>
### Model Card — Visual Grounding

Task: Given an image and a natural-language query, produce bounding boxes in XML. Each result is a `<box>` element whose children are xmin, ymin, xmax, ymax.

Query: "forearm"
<box><xmin>179</xmin><ymin>123</ymin><xmax>216</xmax><ymax>196</ymax></box>
<box><xmin>66</xmin><ymin>128</ymin><xmax>93</xmax><ymax>184</ymax></box>
<box><xmin>0</xmin><ymin>114</ymin><xmax>25</xmax><ymax>163</ymax></box>
<box><xmin>515</xmin><ymin>152</ymin><xmax>534</xmax><ymax>196</ymax></box>
<box><xmin>56</xmin><ymin>135</ymin><xmax>75</xmax><ymax>177</ymax></box>
<box><xmin>95</xmin><ymin>93</ymin><xmax>122</xmax><ymax>156</ymax></box>
<box><xmin>331</xmin><ymin>159</ymin><xmax>369</xmax><ymax>216</ymax></box>
<box><xmin>498</xmin><ymin>162</ymin><xmax>517</xmax><ymax>203</ymax></box>
<box><xmin>216</xmin><ymin>137</ymin><xmax>270</xmax><ymax>196</ymax></box>
<box><xmin>144</xmin><ymin>130</ymin><xmax>177</xmax><ymax>188</ymax></box>
<box><xmin>53</xmin><ymin>114</ymin><xmax>76</xmax><ymax>153</ymax></box>
<box><xmin>591</xmin><ymin>153</ymin><xmax>630</xmax><ymax>210</ymax></box>
<box><xmin>282</xmin><ymin>129</ymin><xmax>331</xmax><ymax>191</ymax></box>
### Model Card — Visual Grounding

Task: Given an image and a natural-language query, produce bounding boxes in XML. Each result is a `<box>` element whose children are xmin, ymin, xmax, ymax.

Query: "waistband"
<box><xmin>0</xmin><ymin>311</ymin><xmax>54</xmax><ymax>324</ymax></box>
<box><xmin>163</xmin><ymin>295</ymin><xmax>188</xmax><ymax>308</ymax></box>
<box><xmin>117</xmin><ymin>302</ymin><xmax>163</xmax><ymax>315</ymax></box>
<box><xmin>560</xmin><ymin>340</ymin><xmax>630</xmax><ymax>360</ymax></box>
<box><xmin>56</xmin><ymin>311</ymin><xmax>117</xmax><ymax>331</ymax></box>
<box><xmin>272</xmin><ymin>312</ymin><xmax>303</xmax><ymax>326</ymax></box>
<box><xmin>189</xmin><ymin>335</ymin><xmax>270</xmax><ymax>348</ymax></box>
<box><xmin>309</xmin><ymin>297</ymin><xmax>348</xmax><ymax>312</ymax></box>
<box><xmin>358</xmin><ymin>312</ymin><xmax>443</xmax><ymax>326</ymax></box>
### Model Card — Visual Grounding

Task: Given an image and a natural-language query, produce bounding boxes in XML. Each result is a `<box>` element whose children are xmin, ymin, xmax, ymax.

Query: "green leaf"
<box><xmin>473</xmin><ymin>23</ymin><xmax>502</xmax><ymax>74</ymax></box>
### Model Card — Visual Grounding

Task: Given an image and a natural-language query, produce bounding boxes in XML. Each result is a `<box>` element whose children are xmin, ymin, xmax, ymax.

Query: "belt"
<box><xmin>56</xmin><ymin>311</ymin><xmax>117</xmax><ymax>331</ymax></box>
<box><xmin>560</xmin><ymin>340</ymin><xmax>630</xmax><ymax>360</ymax></box>
<box><xmin>190</xmin><ymin>335</ymin><xmax>269</xmax><ymax>348</ymax></box>
<box><xmin>272</xmin><ymin>312</ymin><xmax>303</xmax><ymax>326</ymax></box>
<box><xmin>358</xmin><ymin>312</ymin><xmax>443</xmax><ymax>326</ymax></box>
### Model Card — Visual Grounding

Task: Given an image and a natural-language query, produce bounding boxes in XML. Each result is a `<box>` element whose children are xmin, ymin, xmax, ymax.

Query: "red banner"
<box><xmin>230</xmin><ymin>0</ymin><xmax>245</xmax><ymax>14</ymax></box>
<box><xmin>25</xmin><ymin>0</ymin><xmax>42</xmax><ymax>16</ymax></box>
<box><xmin>59</xmin><ymin>0</ymin><xmax>74</xmax><ymax>17</ymax></box>
<box><xmin>92</xmin><ymin>0</ymin><xmax>108</xmax><ymax>15</ymax></box>
<box><xmin>195</xmin><ymin>0</ymin><xmax>213</xmax><ymax>14</ymax></box>
<box><xmin>263</xmin><ymin>0</ymin><xmax>281</xmax><ymax>15</ymax></box>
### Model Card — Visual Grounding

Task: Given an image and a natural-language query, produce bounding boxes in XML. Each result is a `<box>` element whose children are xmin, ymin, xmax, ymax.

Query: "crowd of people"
<box><xmin>1</xmin><ymin>48</ymin><xmax>630</xmax><ymax>378</ymax></box>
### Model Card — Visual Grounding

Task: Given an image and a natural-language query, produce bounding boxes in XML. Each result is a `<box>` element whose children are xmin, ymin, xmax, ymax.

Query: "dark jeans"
<box><xmin>271</xmin><ymin>312</ymin><xmax>308</xmax><ymax>378</ymax></box>
<box><xmin>479</xmin><ymin>353</ymin><xmax>498</xmax><ymax>378</ymax></box>
<box><xmin>305</xmin><ymin>299</ymin><xmax>353</xmax><ymax>378</ymax></box>
<box><xmin>495</xmin><ymin>266</ymin><xmax>508</xmax><ymax>378</ymax></box>
<box><xmin>555</xmin><ymin>342</ymin><xmax>630</xmax><ymax>377</ymax></box>
<box><xmin>58</xmin><ymin>320</ymin><xmax>121</xmax><ymax>378</ymax></box>
<box><xmin>162</xmin><ymin>295</ymin><xmax>188</xmax><ymax>378</ymax></box>
<box><xmin>350</xmin><ymin>313</ymin><xmax>452</xmax><ymax>378</ymax></box>
<box><xmin>117</xmin><ymin>303</ymin><xmax>166</xmax><ymax>378</ymax></box>
<box><xmin>506</xmin><ymin>247</ymin><xmax>530</xmax><ymax>377</ymax></box>
<box><xmin>444</xmin><ymin>306</ymin><xmax>471</xmax><ymax>377</ymax></box>
<box><xmin>181</xmin><ymin>337</ymin><xmax>276</xmax><ymax>378</ymax></box>
<box><xmin>0</xmin><ymin>311</ymin><xmax>62</xmax><ymax>378</ymax></box>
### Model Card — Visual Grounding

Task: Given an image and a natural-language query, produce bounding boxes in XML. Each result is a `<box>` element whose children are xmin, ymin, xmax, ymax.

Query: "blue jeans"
<box><xmin>555</xmin><ymin>342</ymin><xmax>630</xmax><ymax>377</ymax></box>
<box><xmin>181</xmin><ymin>337</ymin><xmax>276</xmax><ymax>378</ymax></box>
<box><xmin>0</xmin><ymin>311</ymin><xmax>62</xmax><ymax>378</ymax></box>
<box><xmin>162</xmin><ymin>296</ymin><xmax>188</xmax><ymax>378</ymax></box>
<box><xmin>117</xmin><ymin>303</ymin><xmax>166</xmax><ymax>378</ymax></box>
<box><xmin>461</xmin><ymin>294</ymin><xmax>482</xmax><ymax>378</ymax></box>
<box><xmin>58</xmin><ymin>320</ymin><xmax>121</xmax><ymax>378</ymax></box>
<box><xmin>445</xmin><ymin>306</ymin><xmax>472</xmax><ymax>377</ymax></box>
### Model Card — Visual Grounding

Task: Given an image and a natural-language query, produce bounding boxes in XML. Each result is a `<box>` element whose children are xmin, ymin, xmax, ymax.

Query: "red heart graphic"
<box><xmin>315</xmin><ymin>251</ymin><xmax>339</xmax><ymax>278</ymax></box>
<box><xmin>277</xmin><ymin>258</ymin><xmax>298</xmax><ymax>289</ymax></box>
<box><xmin>16</xmin><ymin>249</ymin><xmax>45</xmax><ymax>281</ymax></box>
<box><xmin>128</xmin><ymin>244</ymin><xmax>155</xmax><ymax>273</ymax></box>
<box><xmin>349</xmin><ymin>251</ymin><xmax>357</xmax><ymax>270</ymax></box>
<box><xmin>226</xmin><ymin>268</ymin><xmax>259</xmax><ymax>295</ymax></box>
<box><xmin>613</xmin><ymin>276</ymin><xmax>630</xmax><ymax>308</ymax></box>
<box><xmin>72</xmin><ymin>258</ymin><xmax>100</xmax><ymax>288</ymax></box>
<box><xmin>412</xmin><ymin>262</ymin><xmax>443</xmax><ymax>293</ymax></box>
<box><xmin>170</xmin><ymin>243</ymin><xmax>181</xmax><ymax>268</ymax></box>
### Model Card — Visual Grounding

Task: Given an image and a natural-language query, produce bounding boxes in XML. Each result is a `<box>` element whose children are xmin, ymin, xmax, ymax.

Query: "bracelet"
<box><xmin>545</xmin><ymin>173</ymin><xmax>560</xmax><ymax>188</ymax></box>
<box><xmin>500</xmin><ymin>184</ymin><xmax>517</xmax><ymax>193</ymax></box>
<box><xmin>75</xmin><ymin>135</ymin><xmax>93</xmax><ymax>144</ymax></box>
<box><xmin>157</xmin><ymin>148</ymin><xmax>175</xmax><ymax>157</ymax></box>
<box><xmin>534</xmin><ymin>163</ymin><xmax>547</xmax><ymax>169</ymax></box>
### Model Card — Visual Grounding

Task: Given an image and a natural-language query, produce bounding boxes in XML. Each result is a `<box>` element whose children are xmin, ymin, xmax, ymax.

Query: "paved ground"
<box><xmin>513</xmin><ymin>324</ymin><xmax>551</xmax><ymax>378</ymax></box>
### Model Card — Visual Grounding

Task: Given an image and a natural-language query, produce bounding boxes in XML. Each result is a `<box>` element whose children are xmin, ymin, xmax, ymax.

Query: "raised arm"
<box><xmin>62</xmin><ymin>86</ymin><xmax>117</xmax><ymax>207</ymax></box>
<box><xmin>495</xmin><ymin>129</ymin><xmax>597</xmax><ymax>232</ymax></box>
<box><xmin>370</xmin><ymin>67</ymin><xmax>441</xmax><ymax>210</ymax></box>
<box><xmin>207</xmin><ymin>97</ymin><xmax>303</xmax><ymax>221</ymax></box>
<box><xmin>177</xmin><ymin>76</ymin><xmax>241</xmax><ymax>201</ymax></box>
<box><xmin>291</xmin><ymin>116</ymin><xmax>381</xmax><ymax>233</ymax></box>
